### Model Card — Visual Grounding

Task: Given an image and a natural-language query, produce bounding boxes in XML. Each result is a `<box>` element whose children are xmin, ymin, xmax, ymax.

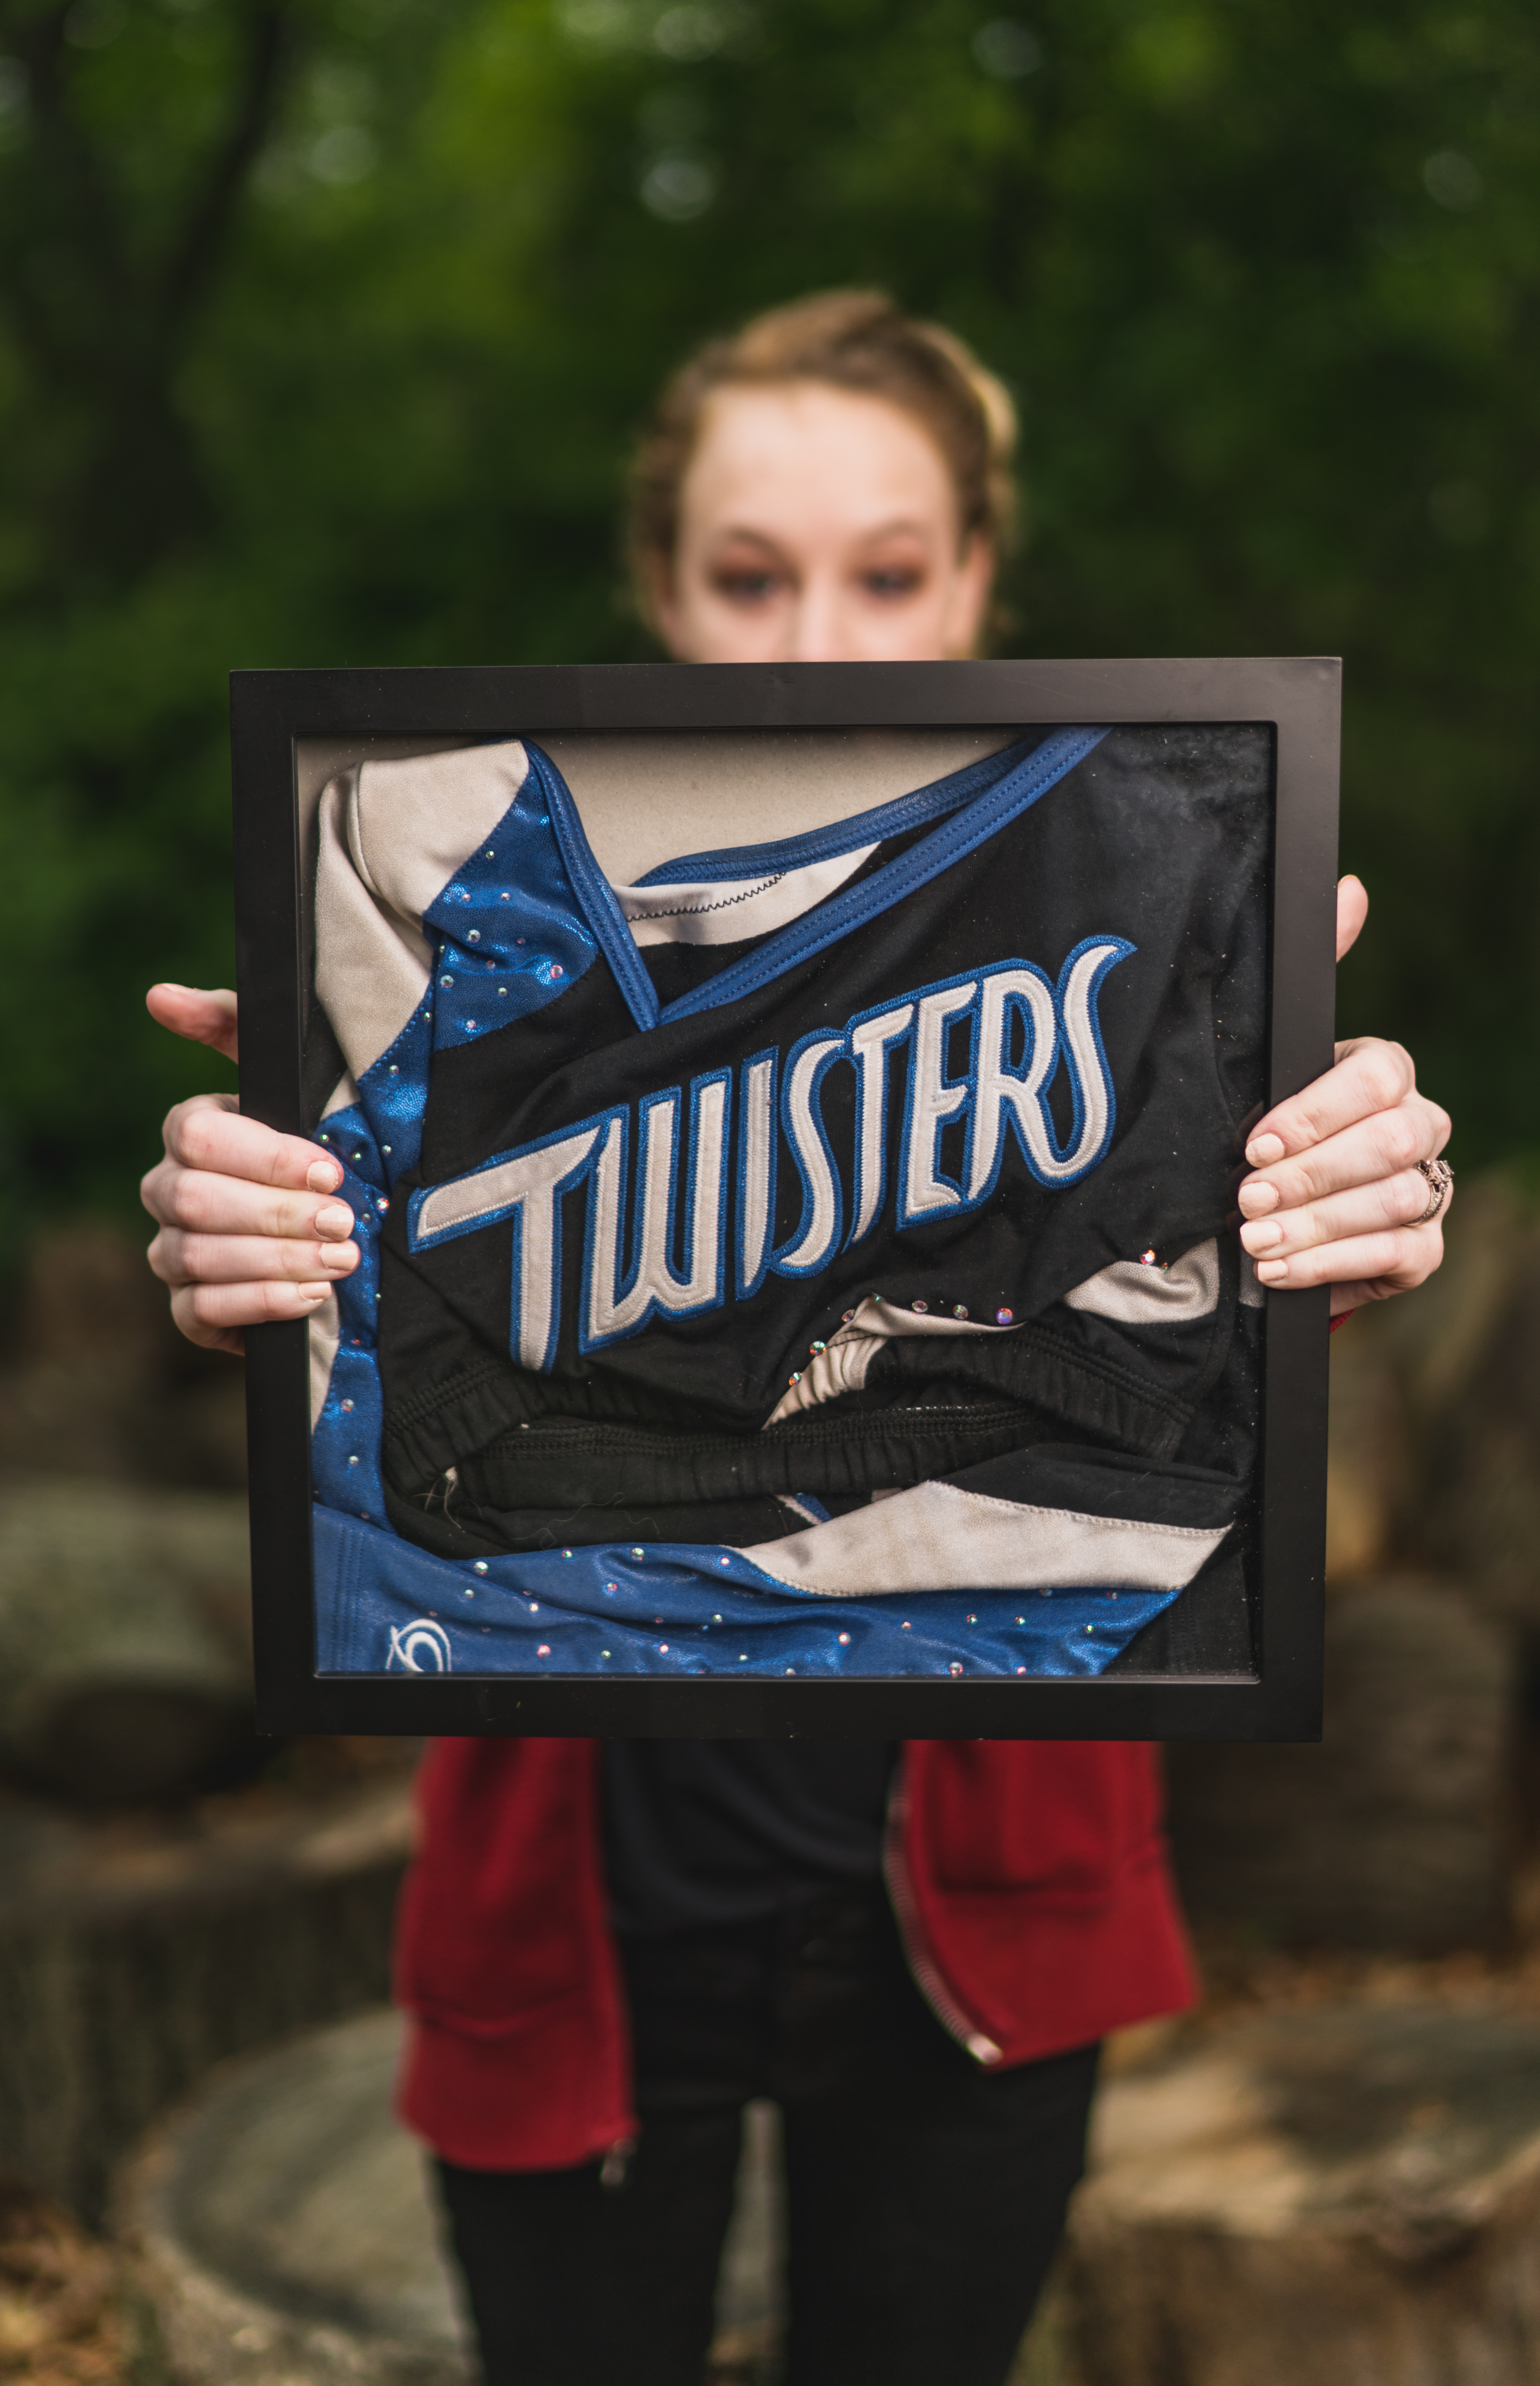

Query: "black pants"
<box><xmin>436</xmin><ymin>1887</ymin><xmax>1099</xmax><ymax>2386</ymax></box>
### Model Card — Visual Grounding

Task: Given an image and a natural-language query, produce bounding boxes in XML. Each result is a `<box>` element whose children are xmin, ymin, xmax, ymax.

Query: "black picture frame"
<box><xmin>232</xmin><ymin>657</ymin><xmax>1338</xmax><ymax>1740</ymax></box>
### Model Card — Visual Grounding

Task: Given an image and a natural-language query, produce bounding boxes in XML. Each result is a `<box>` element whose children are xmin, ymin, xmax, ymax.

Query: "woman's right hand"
<box><xmin>140</xmin><ymin>985</ymin><xmax>360</xmax><ymax>1355</ymax></box>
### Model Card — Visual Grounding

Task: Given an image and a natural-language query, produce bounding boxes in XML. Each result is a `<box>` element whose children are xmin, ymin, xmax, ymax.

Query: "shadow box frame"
<box><xmin>232</xmin><ymin>656</ymin><xmax>1339</xmax><ymax>1741</ymax></box>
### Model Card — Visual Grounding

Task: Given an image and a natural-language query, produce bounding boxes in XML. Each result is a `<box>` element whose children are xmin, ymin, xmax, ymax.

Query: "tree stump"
<box><xmin>1066</xmin><ymin>2004</ymin><xmax>1540</xmax><ymax>2385</ymax></box>
<box><xmin>1167</xmin><ymin>1576</ymin><xmax>1515</xmax><ymax>1950</ymax></box>
<box><xmin>0</xmin><ymin>1769</ymin><xmax>413</xmax><ymax>2221</ymax></box>
<box><xmin>119</xmin><ymin>2010</ymin><xmax>788</xmax><ymax>2386</ymax></box>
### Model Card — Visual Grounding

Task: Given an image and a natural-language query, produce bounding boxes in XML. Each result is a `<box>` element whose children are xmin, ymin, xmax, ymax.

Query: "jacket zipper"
<box><xmin>883</xmin><ymin>1760</ymin><xmax>1003</xmax><ymax>2066</ymax></box>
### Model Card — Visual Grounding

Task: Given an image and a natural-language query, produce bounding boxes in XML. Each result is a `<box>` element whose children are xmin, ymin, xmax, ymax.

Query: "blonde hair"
<box><xmin>627</xmin><ymin>289</ymin><xmax>1019</xmax><ymax>613</ymax></box>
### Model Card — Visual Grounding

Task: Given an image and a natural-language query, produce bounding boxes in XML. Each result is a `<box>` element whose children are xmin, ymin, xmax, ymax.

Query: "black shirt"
<box><xmin>601</xmin><ymin>1741</ymin><xmax>899</xmax><ymax>1935</ymax></box>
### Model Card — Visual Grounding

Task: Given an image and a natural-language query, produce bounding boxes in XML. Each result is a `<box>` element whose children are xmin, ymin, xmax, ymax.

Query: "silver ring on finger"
<box><xmin>1413</xmin><ymin>1156</ymin><xmax>1453</xmax><ymax>1225</ymax></box>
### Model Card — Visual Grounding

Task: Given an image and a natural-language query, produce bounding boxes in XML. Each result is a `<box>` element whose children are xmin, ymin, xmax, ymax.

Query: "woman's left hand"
<box><xmin>1236</xmin><ymin>876</ymin><xmax>1451</xmax><ymax>1317</ymax></box>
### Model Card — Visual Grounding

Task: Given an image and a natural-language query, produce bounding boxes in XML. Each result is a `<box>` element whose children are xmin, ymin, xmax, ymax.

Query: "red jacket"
<box><xmin>394</xmin><ymin>1736</ymin><xmax>1195</xmax><ymax>2171</ymax></box>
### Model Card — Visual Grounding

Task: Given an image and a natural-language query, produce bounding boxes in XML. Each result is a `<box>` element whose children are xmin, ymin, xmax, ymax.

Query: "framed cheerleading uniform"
<box><xmin>232</xmin><ymin>657</ymin><xmax>1338</xmax><ymax>1738</ymax></box>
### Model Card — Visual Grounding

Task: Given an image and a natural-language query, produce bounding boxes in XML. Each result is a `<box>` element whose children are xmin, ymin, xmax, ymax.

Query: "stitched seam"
<box><xmin>624</xmin><ymin>875</ymin><xmax>784</xmax><ymax>921</ymax></box>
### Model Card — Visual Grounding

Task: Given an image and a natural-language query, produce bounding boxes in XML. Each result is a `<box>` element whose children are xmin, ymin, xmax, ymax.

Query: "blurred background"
<box><xmin>1</xmin><ymin>2</ymin><xmax>1539</xmax><ymax>2381</ymax></box>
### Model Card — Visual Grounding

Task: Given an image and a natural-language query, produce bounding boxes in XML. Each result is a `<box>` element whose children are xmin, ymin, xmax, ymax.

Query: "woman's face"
<box><xmin>654</xmin><ymin>381</ymin><xmax>995</xmax><ymax>666</ymax></box>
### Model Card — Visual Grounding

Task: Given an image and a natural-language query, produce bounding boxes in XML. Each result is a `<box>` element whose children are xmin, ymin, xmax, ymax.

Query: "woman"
<box><xmin>142</xmin><ymin>293</ymin><xmax>1451</xmax><ymax>2386</ymax></box>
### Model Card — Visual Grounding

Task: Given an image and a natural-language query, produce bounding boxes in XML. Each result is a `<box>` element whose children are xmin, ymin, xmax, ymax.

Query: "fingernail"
<box><xmin>300</xmin><ymin>1283</ymin><xmax>331</xmax><ymax>1302</ymax></box>
<box><xmin>321</xmin><ymin>1243</ymin><xmax>358</xmax><ymax>1272</ymax></box>
<box><xmin>314</xmin><ymin>1203</ymin><xmax>353</xmax><ymax>1239</ymax></box>
<box><xmin>1237</xmin><ymin>1180</ymin><xmax>1280</xmax><ymax>1216</ymax></box>
<box><xmin>1255</xmin><ymin>1258</ymin><xmax>1288</xmax><ymax>1283</ymax></box>
<box><xmin>307</xmin><ymin>1159</ymin><xmax>344</xmax><ymax>1193</ymax></box>
<box><xmin>1245</xmin><ymin>1133</ymin><xmax>1286</xmax><ymax>1166</ymax></box>
<box><xmin>1241</xmin><ymin>1219</ymin><xmax>1282</xmax><ymax>1252</ymax></box>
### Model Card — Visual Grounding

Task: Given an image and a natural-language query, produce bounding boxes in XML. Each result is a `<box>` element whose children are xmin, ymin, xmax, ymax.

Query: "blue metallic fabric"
<box><xmin>313</xmin><ymin>1508</ymin><xmax>1181</xmax><ymax>1679</ymax></box>
<box><xmin>309</xmin><ymin>743</ymin><xmax>596</xmax><ymax>1528</ymax></box>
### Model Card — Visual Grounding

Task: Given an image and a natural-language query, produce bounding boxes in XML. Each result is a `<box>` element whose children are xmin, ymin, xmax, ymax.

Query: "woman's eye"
<box><xmin>712</xmin><ymin>571</ymin><xmax>781</xmax><ymax>606</ymax></box>
<box><xmin>863</xmin><ymin>568</ymin><xmax>923</xmax><ymax>599</ymax></box>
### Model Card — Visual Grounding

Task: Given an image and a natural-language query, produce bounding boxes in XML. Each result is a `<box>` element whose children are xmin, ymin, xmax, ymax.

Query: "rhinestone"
<box><xmin>382</xmin><ymin>1143</ymin><xmax>391</xmax><ymax>1153</ymax></box>
<box><xmin>902</xmin><ymin>1620</ymin><xmax>911</xmax><ymax>1629</ymax></box>
<box><xmin>1086</xmin><ymin>1624</ymin><xmax>1095</xmax><ymax>1634</ymax></box>
<box><xmin>713</xmin><ymin>1614</ymin><xmax>722</xmax><ymax>1622</ymax></box>
<box><xmin>1016</xmin><ymin>1616</ymin><xmax>1024</xmax><ymax>1625</ymax></box>
<box><xmin>485</xmin><ymin>851</ymin><xmax>495</xmax><ymax>860</ymax></box>
<box><xmin>631</xmin><ymin>1546</ymin><xmax>644</xmax><ymax>1560</ymax></box>
<box><xmin>604</xmin><ymin>1581</ymin><xmax>618</xmax><ymax>1594</ymax></box>
<box><xmin>529</xmin><ymin>1602</ymin><xmax>539</xmax><ymax>1612</ymax></box>
<box><xmin>377</xmin><ymin>1197</ymin><xmax>389</xmax><ymax>1212</ymax></box>
<box><xmin>966</xmin><ymin>1613</ymin><xmax>977</xmax><ymax>1624</ymax></box>
<box><xmin>537</xmin><ymin>1643</ymin><xmax>550</xmax><ymax>1656</ymax></box>
<box><xmin>1016</xmin><ymin>1666</ymin><xmax>1027</xmax><ymax>1675</ymax></box>
<box><xmin>501</xmin><ymin>892</ymin><xmax>511</xmax><ymax>901</ymax></box>
<box><xmin>996</xmin><ymin>1306</ymin><xmax>1013</xmax><ymax>1325</ymax></box>
<box><xmin>738</xmin><ymin>1653</ymin><xmax>748</xmax><ymax>1662</ymax></box>
<box><xmin>347</xmin><ymin>1454</ymin><xmax>359</xmax><ymax>1465</ymax></box>
<box><xmin>388</xmin><ymin>1064</ymin><xmax>399</xmax><ymax>1075</ymax></box>
<box><xmin>468</xmin><ymin>929</ymin><xmax>481</xmax><ymax>942</ymax></box>
<box><xmin>562</xmin><ymin>1548</ymin><xmax>573</xmax><ymax>1559</ymax></box>
<box><xmin>719</xmin><ymin>1555</ymin><xmax>730</xmax><ymax>1567</ymax></box>
<box><xmin>319</xmin><ymin>1133</ymin><xmax>329</xmax><ymax>1143</ymax></box>
<box><xmin>842</xmin><ymin>1309</ymin><xmax>855</xmax><ymax>1324</ymax></box>
<box><xmin>340</xmin><ymin>1397</ymin><xmax>354</xmax><ymax>1412</ymax></box>
<box><xmin>953</xmin><ymin>1304</ymin><xmax>968</xmax><ymax>1319</ymax></box>
<box><xmin>516</xmin><ymin>935</ymin><xmax>525</xmax><ymax>943</ymax></box>
<box><xmin>659</xmin><ymin>1643</ymin><xmax>669</xmax><ymax>1653</ymax></box>
<box><xmin>949</xmin><ymin>1661</ymin><xmax>964</xmax><ymax>1676</ymax></box>
<box><xmin>785</xmin><ymin>1667</ymin><xmax>796</xmax><ymax>1675</ymax></box>
<box><xmin>352</xmin><ymin>1148</ymin><xmax>362</xmax><ymax>1160</ymax></box>
<box><xmin>838</xmin><ymin>1631</ymin><xmax>851</xmax><ymax>1646</ymax></box>
<box><xmin>463</xmin><ymin>1588</ymin><xmax>475</xmax><ymax>1599</ymax></box>
<box><xmin>789</xmin><ymin>1371</ymin><xmax>802</xmax><ymax>1387</ymax></box>
<box><xmin>912</xmin><ymin>1298</ymin><xmax>928</xmax><ymax>1313</ymax></box>
<box><xmin>1138</xmin><ymin>1248</ymin><xmax>1158</xmax><ymax>1267</ymax></box>
<box><xmin>602</xmin><ymin>1649</ymin><xmax>611</xmax><ymax>1658</ymax></box>
<box><xmin>475</xmin><ymin>1561</ymin><xmax>489</xmax><ymax>1574</ymax></box>
<box><xmin>810</xmin><ymin>1339</ymin><xmax>826</xmax><ymax>1354</ymax></box>
<box><xmin>499</xmin><ymin>987</ymin><xmax>507</xmax><ymax>995</ymax></box>
<box><xmin>440</xmin><ymin>974</ymin><xmax>454</xmax><ymax>987</ymax></box>
<box><xmin>551</xmin><ymin>964</ymin><xmax>564</xmax><ymax>979</ymax></box>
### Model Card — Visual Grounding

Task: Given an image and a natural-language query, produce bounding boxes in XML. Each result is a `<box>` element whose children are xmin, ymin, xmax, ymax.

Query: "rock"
<box><xmin>0</xmin><ymin>1771</ymin><xmax>414</xmax><ymax>2220</ymax></box>
<box><xmin>0</xmin><ymin>1479</ymin><xmax>253</xmax><ymax>1801</ymax></box>
<box><xmin>1065</xmin><ymin>2003</ymin><xmax>1540</xmax><ymax>2385</ymax></box>
<box><xmin>1167</xmin><ymin>1576</ymin><xmax>1515</xmax><ymax>1950</ymax></box>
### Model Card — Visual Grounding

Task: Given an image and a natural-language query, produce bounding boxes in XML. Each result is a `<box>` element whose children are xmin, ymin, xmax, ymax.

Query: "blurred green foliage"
<box><xmin>0</xmin><ymin>0</ymin><xmax>1535</xmax><ymax>1246</ymax></box>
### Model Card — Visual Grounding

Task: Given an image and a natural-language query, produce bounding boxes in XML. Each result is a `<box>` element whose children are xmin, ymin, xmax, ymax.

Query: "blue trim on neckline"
<box><xmin>527</xmin><ymin>742</ymin><xmax>661</xmax><ymax>1033</ymax></box>
<box><xmin>630</xmin><ymin>738</ymin><xmax>1037</xmax><ymax>886</ymax></box>
<box><xmin>657</xmin><ymin>726</ymin><xmax>1110</xmax><ymax>1027</ymax></box>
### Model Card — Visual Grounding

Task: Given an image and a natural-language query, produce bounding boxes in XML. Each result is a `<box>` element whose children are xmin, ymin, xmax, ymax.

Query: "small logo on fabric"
<box><xmin>387</xmin><ymin>1618</ymin><xmax>453</xmax><ymax>1673</ymax></box>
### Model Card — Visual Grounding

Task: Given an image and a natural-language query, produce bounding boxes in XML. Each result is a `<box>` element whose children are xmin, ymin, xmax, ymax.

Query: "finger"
<box><xmin>1243</xmin><ymin>1038</ymin><xmax>1434</xmax><ymax>1170</ymax></box>
<box><xmin>149</xmin><ymin>1227</ymin><xmax>360</xmax><ymax>1288</ymax></box>
<box><xmin>141</xmin><ymin>1157</ymin><xmax>355</xmax><ymax>1243</ymax></box>
<box><xmin>1238</xmin><ymin>1091</ymin><xmax>1449</xmax><ymax>1216</ymax></box>
<box><xmin>171</xmin><ymin>1279</ymin><xmax>336</xmax><ymax>1343</ymax></box>
<box><xmin>1335</xmin><ymin>876</ymin><xmax>1368</xmax><ymax>965</ymax></box>
<box><xmin>148</xmin><ymin>984</ymin><xmax>240</xmax><ymax>1063</ymax></box>
<box><xmin>1252</xmin><ymin>1219</ymin><xmax>1446</xmax><ymax>1296</ymax></box>
<box><xmin>160</xmin><ymin>1097</ymin><xmax>344</xmax><ymax>1195</ymax></box>
<box><xmin>1240</xmin><ymin>1165</ymin><xmax>1435</xmax><ymax>1259</ymax></box>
